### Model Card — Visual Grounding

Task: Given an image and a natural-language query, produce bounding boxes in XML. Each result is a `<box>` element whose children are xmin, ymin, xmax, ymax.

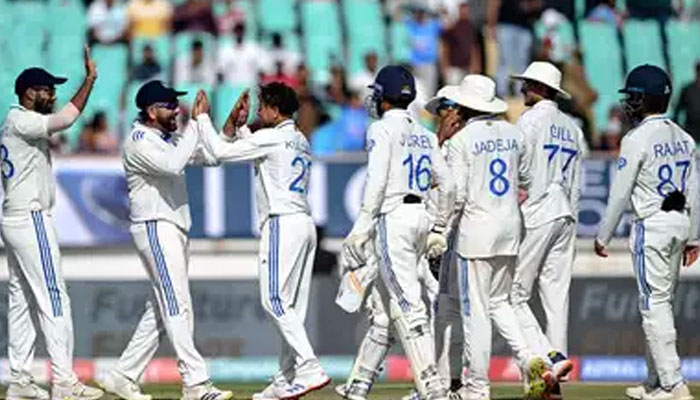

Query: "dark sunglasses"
<box><xmin>437</xmin><ymin>99</ymin><xmax>458</xmax><ymax>113</ymax></box>
<box><xmin>151</xmin><ymin>102</ymin><xmax>179</xmax><ymax>110</ymax></box>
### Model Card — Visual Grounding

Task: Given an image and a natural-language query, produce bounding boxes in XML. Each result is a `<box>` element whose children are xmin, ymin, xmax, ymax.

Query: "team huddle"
<box><xmin>0</xmin><ymin>44</ymin><xmax>696</xmax><ymax>400</ymax></box>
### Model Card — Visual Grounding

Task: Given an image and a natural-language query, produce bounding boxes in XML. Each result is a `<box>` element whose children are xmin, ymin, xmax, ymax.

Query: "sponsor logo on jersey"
<box><xmin>617</xmin><ymin>157</ymin><xmax>627</xmax><ymax>170</ymax></box>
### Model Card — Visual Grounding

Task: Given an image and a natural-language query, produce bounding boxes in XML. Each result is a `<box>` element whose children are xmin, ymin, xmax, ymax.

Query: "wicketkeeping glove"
<box><xmin>342</xmin><ymin>233</ymin><xmax>370</xmax><ymax>270</ymax></box>
<box><xmin>426</xmin><ymin>225</ymin><xmax>448</xmax><ymax>259</ymax></box>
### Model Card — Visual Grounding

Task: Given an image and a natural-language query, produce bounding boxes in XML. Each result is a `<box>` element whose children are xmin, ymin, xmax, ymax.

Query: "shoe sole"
<box><xmin>280</xmin><ymin>377</ymin><xmax>331</xmax><ymax>400</ymax></box>
<box><xmin>554</xmin><ymin>360</ymin><xmax>574</xmax><ymax>383</ymax></box>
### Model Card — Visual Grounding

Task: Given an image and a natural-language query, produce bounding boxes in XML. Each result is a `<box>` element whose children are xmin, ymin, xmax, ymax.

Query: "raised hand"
<box><xmin>84</xmin><ymin>45</ymin><xmax>97</xmax><ymax>81</ymax></box>
<box><xmin>191</xmin><ymin>90</ymin><xmax>210</xmax><ymax>118</ymax></box>
<box><xmin>223</xmin><ymin>89</ymin><xmax>250</xmax><ymax>137</ymax></box>
<box><xmin>437</xmin><ymin>109</ymin><xmax>463</xmax><ymax>145</ymax></box>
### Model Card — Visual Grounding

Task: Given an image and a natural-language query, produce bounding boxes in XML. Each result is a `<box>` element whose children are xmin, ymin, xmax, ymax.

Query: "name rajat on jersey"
<box><xmin>652</xmin><ymin>140</ymin><xmax>692</xmax><ymax>158</ymax></box>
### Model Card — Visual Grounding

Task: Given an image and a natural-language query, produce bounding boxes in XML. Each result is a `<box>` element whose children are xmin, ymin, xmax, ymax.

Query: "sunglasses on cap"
<box><xmin>151</xmin><ymin>101</ymin><xmax>179</xmax><ymax>110</ymax></box>
<box><xmin>437</xmin><ymin>99</ymin><xmax>458</xmax><ymax>113</ymax></box>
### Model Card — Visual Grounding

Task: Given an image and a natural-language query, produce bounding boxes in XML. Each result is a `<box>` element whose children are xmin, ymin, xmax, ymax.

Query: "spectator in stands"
<box><xmin>538</xmin><ymin>8</ymin><xmax>575</xmax><ymax>62</ymax></box>
<box><xmin>488</xmin><ymin>0</ymin><xmax>543</xmax><ymax>96</ymax></box>
<box><xmin>560</xmin><ymin>50</ymin><xmax>599</xmax><ymax>145</ymax></box>
<box><xmin>87</xmin><ymin>0</ymin><xmax>129</xmax><ymax>45</ymax></box>
<box><xmin>216</xmin><ymin>0</ymin><xmax>247</xmax><ymax>35</ymax></box>
<box><xmin>217</xmin><ymin>22</ymin><xmax>264</xmax><ymax>87</ymax></box>
<box><xmin>312</xmin><ymin>91</ymin><xmax>368</xmax><ymax>156</ymax></box>
<box><xmin>131</xmin><ymin>44</ymin><xmax>163</xmax><ymax>81</ymax></box>
<box><xmin>127</xmin><ymin>0</ymin><xmax>173</xmax><ymax>38</ymax></box>
<box><xmin>264</xmin><ymin>32</ymin><xmax>302</xmax><ymax>76</ymax></box>
<box><xmin>406</xmin><ymin>4</ymin><xmax>442</xmax><ymax>96</ymax></box>
<box><xmin>587</xmin><ymin>0</ymin><xmax>624</xmax><ymax>27</ymax></box>
<box><xmin>674</xmin><ymin>62</ymin><xmax>700</xmax><ymax>142</ymax></box>
<box><xmin>324</xmin><ymin>64</ymin><xmax>349</xmax><ymax>109</ymax></box>
<box><xmin>174</xmin><ymin>39</ymin><xmax>216</xmax><ymax>87</ymax></box>
<box><xmin>439</xmin><ymin>1</ymin><xmax>481</xmax><ymax>85</ymax></box>
<box><xmin>349</xmin><ymin>52</ymin><xmax>378</xmax><ymax>100</ymax></box>
<box><xmin>261</xmin><ymin>60</ymin><xmax>299</xmax><ymax>88</ymax></box>
<box><xmin>173</xmin><ymin>0</ymin><xmax>218</xmax><ymax>35</ymax></box>
<box><xmin>78</xmin><ymin>111</ymin><xmax>119</xmax><ymax>154</ymax></box>
<box><xmin>296</xmin><ymin>64</ymin><xmax>329</xmax><ymax>137</ymax></box>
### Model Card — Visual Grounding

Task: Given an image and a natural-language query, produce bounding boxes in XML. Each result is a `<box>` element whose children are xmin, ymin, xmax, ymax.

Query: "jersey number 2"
<box><xmin>1</xmin><ymin>145</ymin><xmax>14</xmax><ymax>179</ymax></box>
<box><xmin>289</xmin><ymin>156</ymin><xmax>311</xmax><ymax>193</ymax></box>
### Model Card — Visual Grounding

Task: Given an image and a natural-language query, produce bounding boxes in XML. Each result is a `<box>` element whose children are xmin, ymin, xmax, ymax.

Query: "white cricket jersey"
<box><xmin>597</xmin><ymin>115</ymin><xmax>700</xmax><ymax>245</ymax></box>
<box><xmin>197</xmin><ymin>115</ymin><xmax>311</xmax><ymax>225</ymax></box>
<box><xmin>518</xmin><ymin>100</ymin><xmax>586</xmax><ymax>228</ymax></box>
<box><xmin>447</xmin><ymin>116</ymin><xmax>532</xmax><ymax>258</ymax></box>
<box><xmin>0</xmin><ymin>105</ymin><xmax>56</xmax><ymax>216</ymax></box>
<box><xmin>122</xmin><ymin>119</ymin><xmax>202</xmax><ymax>231</ymax></box>
<box><xmin>358</xmin><ymin>109</ymin><xmax>454</xmax><ymax>228</ymax></box>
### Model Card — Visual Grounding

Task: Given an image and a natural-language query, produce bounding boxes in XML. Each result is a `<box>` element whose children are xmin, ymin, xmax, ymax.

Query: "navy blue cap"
<box><xmin>369</xmin><ymin>65</ymin><xmax>416</xmax><ymax>102</ymax></box>
<box><xmin>619</xmin><ymin>64</ymin><xmax>672</xmax><ymax>96</ymax></box>
<box><xmin>14</xmin><ymin>67</ymin><xmax>67</xmax><ymax>96</ymax></box>
<box><xmin>135</xmin><ymin>80</ymin><xmax>187</xmax><ymax>109</ymax></box>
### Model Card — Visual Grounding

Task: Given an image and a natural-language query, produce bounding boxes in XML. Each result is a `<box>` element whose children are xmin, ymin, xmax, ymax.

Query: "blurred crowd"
<box><xmin>13</xmin><ymin>0</ymin><xmax>700</xmax><ymax>156</ymax></box>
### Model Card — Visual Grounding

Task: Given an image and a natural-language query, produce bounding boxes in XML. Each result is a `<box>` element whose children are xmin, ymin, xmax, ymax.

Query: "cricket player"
<box><xmin>0</xmin><ymin>47</ymin><xmax>104</xmax><ymax>400</ymax></box>
<box><xmin>444</xmin><ymin>75</ymin><xmax>552</xmax><ymax>400</ymax></box>
<box><xmin>595</xmin><ymin>65</ymin><xmax>697</xmax><ymax>400</ymax></box>
<box><xmin>341</xmin><ymin>65</ymin><xmax>456</xmax><ymax>400</ymax></box>
<box><xmin>197</xmin><ymin>83</ymin><xmax>329</xmax><ymax>400</ymax></box>
<box><xmin>509</xmin><ymin>62</ymin><xmax>584</xmax><ymax>381</ymax></box>
<box><xmin>100</xmin><ymin>81</ymin><xmax>232</xmax><ymax>400</ymax></box>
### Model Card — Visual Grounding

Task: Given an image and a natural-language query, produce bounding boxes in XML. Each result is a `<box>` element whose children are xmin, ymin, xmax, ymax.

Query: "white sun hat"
<box><xmin>511</xmin><ymin>61</ymin><xmax>571</xmax><ymax>99</ymax></box>
<box><xmin>444</xmin><ymin>74</ymin><xmax>508</xmax><ymax>114</ymax></box>
<box><xmin>424</xmin><ymin>85</ymin><xmax>459</xmax><ymax>115</ymax></box>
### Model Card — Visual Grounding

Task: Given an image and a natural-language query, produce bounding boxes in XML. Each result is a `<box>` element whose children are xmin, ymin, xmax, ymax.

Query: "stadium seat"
<box><xmin>88</xmin><ymin>45</ymin><xmax>129</xmax><ymax>130</ymax></box>
<box><xmin>214</xmin><ymin>83</ymin><xmax>248</xmax><ymax>127</ymax></box>
<box><xmin>578</xmin><ymin>21</ymin><xmax>624</xmax><ymax>131</ymax></box>
<box><xmin>258</xmin><ymin>0</ymin><xmax>296</xmax><ymax>33</ymax></box>
<box><xmin>665</xmin><ymin>20</ymin><xmax>700</xmax><ymax>104</ymax></box>
<box><xmin>343</xmin><ymin>0</ymin><xmax>387</xmax><ymax>74</ymax></box>
<box><xmin>131</xmin><ymin>35</ymin><xmax>173</xmax><ymax>72</ymax></box>
<box><xmin>6</xmin><ymin>1</ymin><xmax>47</xmax><ymax>74</ymax></box>
<box><xmin>390</xmin><ymin>19</ymin><xmax>411</xmax><ymax>64</ymax></box>
<box><xmin>47</xmin><ymin>0</ymin><xmax>86</xmax><ymax>38</ymax></box>
<box><xmin>300</xmin><ymin>1</ymin><xmax>343</xmax><ymax>83</ymax></box>
<box><xmin>623</xmin><ymin>20</ymin><xmax>665</xmax><ymax>73</ymax></box>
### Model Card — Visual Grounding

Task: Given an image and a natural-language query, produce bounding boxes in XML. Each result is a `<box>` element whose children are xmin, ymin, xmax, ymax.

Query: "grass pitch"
<box><xmin>129</xmin><ymin>382</ymin><xmax>700</xmax><ymax>400</ymax></box>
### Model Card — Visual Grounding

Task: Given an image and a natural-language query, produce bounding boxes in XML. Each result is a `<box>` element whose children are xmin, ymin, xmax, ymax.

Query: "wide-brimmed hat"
<box><xmin>424</xmin><ymin>85</ymin><xmax>459</xmax><ymax>115</ymax></box>
<box><xmin>443</xmin><ymin>75</ymin><xmax>507</xmax><ymax>114</ymax></box>
<box><xmin>511</xmin><ymin>61</ymin><xmax>571</xmax><ymax>99</ymax></box>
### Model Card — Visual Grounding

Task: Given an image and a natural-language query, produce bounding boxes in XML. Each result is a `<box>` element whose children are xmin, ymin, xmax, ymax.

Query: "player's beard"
<box><xmin>35</xmin><ymin>97</ymin><xmax>55</xmax><ymax>115</ymax></box>
<box><xmin>158</xmin><ymin>114</ymin><xmax>178</xmax><ymax>133</ymax></box>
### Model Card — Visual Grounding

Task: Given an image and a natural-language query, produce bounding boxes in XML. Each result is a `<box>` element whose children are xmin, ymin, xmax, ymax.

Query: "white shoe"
<box><xmin>280</xmin><ymin>361</ymin><xmax>330</xmax><ymax>400</ymax></box>
<box><xmin>455</xmin><ymin>387</ymin><xmax>488</xmax><ymax>400</ymax></box>
<box><xmin>182</xmin><ymin>382</ymin><xmax>233</xmax><ymax>400</ymax></box>
<box><xmin>627</xmin><ymin>384</ymin><xmax>657</xmax><ymax>400</ymax></box>
<box><xmin>7</xmin><ymin>380</ymin><xmax>50</xmax><ymax>400</ymax></box>
<box><xmin>98</xmin><ymin>372</ymin><xmax>152</xmax><ymax>400</ymax></box>
<box><xmin>253</xmin><ymin>379</ymin><xmax>286</xmax><ymax>400</ymax></box>
<box><xmin>52</xmin><ymin>381</ymin><xmax>104</xmax><ymax>400</ymax></box>
<box><xmin>641</xmin><ymin>384</ymin><xmax>694</xmax><ymax>400</ymax></box>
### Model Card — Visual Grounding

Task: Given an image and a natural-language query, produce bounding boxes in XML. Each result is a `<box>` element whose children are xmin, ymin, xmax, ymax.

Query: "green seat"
<box><xmin>88</xmin><ymin>45</ymin><xmax>129</xmax><ymax>129</ymax></box>
<box><xmin>7</xmin><ymin>2</ymin><xmax>46</xmax><ymax>73</ymax></box>
<box><xmin>47</xmin><ymin>0</ymin><xmax>86</xmax><ymax>38</ymax></box>
<box><xmin>623</xmin><ymin>20</ymin><xmax>665</xmax><ymax>72</ymax></box>
<box><xmin>390</xmin><ymin>20</ymin><xmax>411</xmax><ymax>64</ymax></box>
<box><xmin>579</xmin><ymin>21</ymin><xmax>625</xmax><ymax>131</ymax></box>
<box><xmin>301</xmin><ymin>1</ymin><xmax>343</xmax><ymax>83</ymax></box>
<box><xmin>131</xmin><ymin>35</ymin><xmax>172</xmax><ymax>72</ymax></box>
<box><xmin>258</xmin><ymin>0</ymin><xmax>296</xmax><ymax>33</ymax></box>
<box><xmin>344</xmin><ymin>0</ymin><xmax>386</xmax><ymax>74</ymax></box>
<box><xmin>666</xmin><ymin>21</ymin><xmax>700</xmax><ymax>105</ymax></box>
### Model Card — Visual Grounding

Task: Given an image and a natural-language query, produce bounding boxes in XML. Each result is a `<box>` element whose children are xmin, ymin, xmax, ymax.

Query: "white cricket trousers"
<box><xmin>511</xmin><ymin>217</ymin><xmax>576</xmax><ymax>357</ymax></box>
<box><xmin>629</xmin><ymin>211</ymin><xmax>689</xmax><ymax>391</ymax></box>
<box><xmin>434</xmin><ymin>226</ymin><xmax>464</xmax><ymax>387</ymax></box>
<box><xmin>1</xmin><ymin>211</ymin><xmax>77</xmax><ymax>385</ymax></box>
<box><xmin>258</xmin><ymin>213</ymin><xmax>318</xmax><ymax>379</ymax></box>
<box><xmin>461</xmin><ymin>255</ymin><xmax>534</xmax><ymax>396</ymax></box>
<box><xmin>373</xmin><ymin>204</ymin><xmax>446</xmax><ymax>400</ymax></box>
<box><xmin>113</xmin><ymin>220</ymin><xmax>209</xmax><ymax>386</ymax></box>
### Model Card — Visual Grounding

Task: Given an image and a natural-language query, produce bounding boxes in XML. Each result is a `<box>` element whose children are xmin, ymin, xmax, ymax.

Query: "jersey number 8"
<box><xmin>1</xmin><ymin>145</ymin><xmax>14</xmax><ymax>179</ymax></box>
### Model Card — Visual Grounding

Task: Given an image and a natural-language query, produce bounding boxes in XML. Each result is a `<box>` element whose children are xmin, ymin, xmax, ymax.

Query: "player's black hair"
<box><xmin>386</xmin><ymin>96</ymin><xmax>412</xmax><ymax>110</ymax></box>
<box><xmin>260</xmin><ymin>82</ymin><xmax>299</xmax><ymax>116</ymax></box>
<box><xmin>642</xmin><ymin>93</ymin><xmax>670</xmax><ymax>114</ymax></box>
